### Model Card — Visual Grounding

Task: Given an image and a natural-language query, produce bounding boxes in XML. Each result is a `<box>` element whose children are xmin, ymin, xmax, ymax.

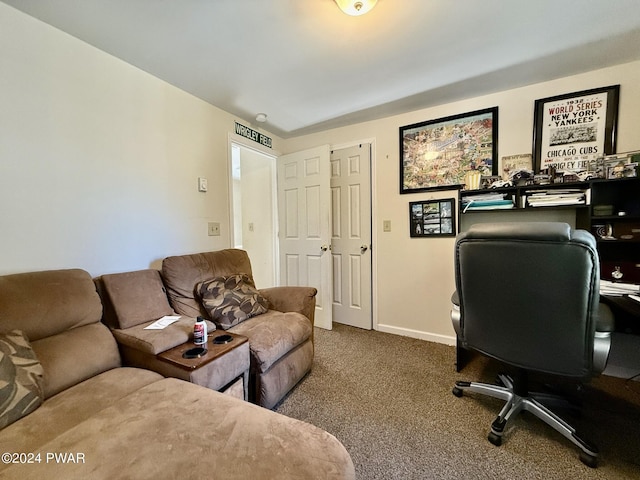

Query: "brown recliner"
<box><xmin>161</xmin><ymin>249</ymin><xmax>317</xmax><ymax>409</ymax></box>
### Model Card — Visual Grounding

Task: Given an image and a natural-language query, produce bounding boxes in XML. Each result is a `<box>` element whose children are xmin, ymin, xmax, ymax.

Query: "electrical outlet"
<box><xmin>208</xmin><ymin>222</ymin><xmax>220</xmax><ymax>236</ymax></box>
<box><xmin>198</xmin><ymin>177</ymin><xmax>208</xmax><ymax>192</ymax></box>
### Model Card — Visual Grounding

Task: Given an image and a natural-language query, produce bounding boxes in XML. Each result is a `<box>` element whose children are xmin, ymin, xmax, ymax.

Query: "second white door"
<box><xmin>330</xmin><ymin>144</ymin><xmax>372</xmax><ymax>330</ymax></box>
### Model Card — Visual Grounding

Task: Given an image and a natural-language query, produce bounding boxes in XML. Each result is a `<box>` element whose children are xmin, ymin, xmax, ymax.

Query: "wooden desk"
<box><xmin>602</xmin><ymin>295</ymin><xmax>640</xmax><ymax>334</ymax></box>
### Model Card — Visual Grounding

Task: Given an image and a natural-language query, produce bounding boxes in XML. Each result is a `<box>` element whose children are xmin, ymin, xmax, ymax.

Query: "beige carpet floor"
<box><xmin>275</xmin><ymin>324</ymin><xmax>640</xmax><ymax>479</ymax></box>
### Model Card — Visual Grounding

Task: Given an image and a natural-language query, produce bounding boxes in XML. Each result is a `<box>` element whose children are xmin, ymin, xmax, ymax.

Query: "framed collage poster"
<box><xmin>400</xmin><ymin>107</ymin><xmax>498</xmax><ymax>193</ymax></box>
<box><xmin>409</xmin><ymin>198</ymin><xmax>455</xmax><ymax>238</ymax></box>
<box><xmin>532</xmin><ymin>85</ymin><xmax>619</xmax><ymax>174</ymax></box>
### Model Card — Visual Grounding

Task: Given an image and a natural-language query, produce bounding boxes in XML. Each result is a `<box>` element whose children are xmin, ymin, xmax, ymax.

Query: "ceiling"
<box><xmin>4</xmin><ymin>0</ymin><xmax>640</xmax><ymax>138</ymax></box>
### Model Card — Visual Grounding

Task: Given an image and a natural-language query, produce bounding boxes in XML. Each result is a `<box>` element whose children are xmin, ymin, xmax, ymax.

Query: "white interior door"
<box><xmin>277</xmin><ymin>145</ymin><xmax>332</xmax><ymax>330</ymax></box>
<box><xmin>330</xmin><ymin>144</ymin><xmax>372</xmax><ymax>329</ymax></box>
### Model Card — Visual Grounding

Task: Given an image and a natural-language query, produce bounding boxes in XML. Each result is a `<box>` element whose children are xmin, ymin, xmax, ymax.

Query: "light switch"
<box><xmin>208</xmin><ymin>222</ymin><xmax>220</xmax><ymax>236</ymax></box>
<box><xmin>198</xmin><ymin>177</ymin><xmax>208</xmax><ymax>192</ymax></box>
<box><xmin>383</xmin><ymin>220</ymin><xmax>391</xmax><ymax>232</ymax></box>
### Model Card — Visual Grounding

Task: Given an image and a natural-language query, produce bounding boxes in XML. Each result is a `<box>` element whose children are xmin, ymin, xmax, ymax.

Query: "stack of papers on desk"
<box><xmin>461</xmin><ymin>193</ymin><xmax>514</xmax><ymax>213</ymax></box>
<box><xmin>600</xmin><ymin>280</ymin><xmax>640</xmax><ymax>297</ymax></box>
<box><xmin>525</xmin><ymin>189</ymin><xmax>586</xmax><ymax>207</ymax></box>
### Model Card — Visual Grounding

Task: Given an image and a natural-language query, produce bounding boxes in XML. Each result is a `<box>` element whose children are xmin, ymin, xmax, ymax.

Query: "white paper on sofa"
<box><xmin>144</xmin><ymin>316</ymin><xmax>181</xmax><ymax>330</ymax></box>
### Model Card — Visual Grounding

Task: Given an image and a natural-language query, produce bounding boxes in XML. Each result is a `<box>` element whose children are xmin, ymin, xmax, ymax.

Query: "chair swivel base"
<box><xmin>452</xmin><ymin>374</ymin><xmax>599</xmax><ymax>468</ymax></box>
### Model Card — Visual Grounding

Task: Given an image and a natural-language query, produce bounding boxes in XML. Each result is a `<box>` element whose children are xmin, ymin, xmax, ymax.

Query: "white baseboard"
<box><xmin>376</xmin><ymin>323</ymin><xmax>457</xmax><ymax>346</ymax></box>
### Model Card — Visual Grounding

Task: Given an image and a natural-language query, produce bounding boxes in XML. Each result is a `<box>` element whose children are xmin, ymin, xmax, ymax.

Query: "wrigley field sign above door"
<box><xmin>235</xmin><ymin>122</ymin><xmax>272</xmax><ymax>148</ymax></box>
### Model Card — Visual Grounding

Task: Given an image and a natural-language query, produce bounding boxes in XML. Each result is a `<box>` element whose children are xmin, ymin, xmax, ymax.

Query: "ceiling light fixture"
<box><xmin>255</xmin><ymin>113</ymin><xmax>267</xmax><ymax>123</ymax></box>
<box><xmin>334</xmin><ymin>0</ymin><xmax>378</xmax><ymax>16</ymax></box>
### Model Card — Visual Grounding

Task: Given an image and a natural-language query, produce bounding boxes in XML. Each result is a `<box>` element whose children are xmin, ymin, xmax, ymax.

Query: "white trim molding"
<box><xmin>377</xmin><ymin>323</ymin><xmax>457</xmax><ymax>346</ymax></box>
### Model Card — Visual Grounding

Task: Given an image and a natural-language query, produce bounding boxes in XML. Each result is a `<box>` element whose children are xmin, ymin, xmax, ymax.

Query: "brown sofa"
<box><xmin>0</xmin><ymin>268</ymin><xmax>354</xmax><ymax>479</ymax></box>
<box><xmin>96</xmin><ymin>268</ymin><xmax>250</xmax><ymax>400</ymax></box>
<box><xmin>161</xmin><ymin>249</ymin><xmax>317</xmax><ymax>409</ymax></box>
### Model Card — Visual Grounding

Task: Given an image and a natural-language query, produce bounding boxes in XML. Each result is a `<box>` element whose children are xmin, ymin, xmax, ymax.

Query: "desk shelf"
<box><xmin>459</xmin><ymin>177</ymin><xmax>640</xmax><ymax>284</ymax></box>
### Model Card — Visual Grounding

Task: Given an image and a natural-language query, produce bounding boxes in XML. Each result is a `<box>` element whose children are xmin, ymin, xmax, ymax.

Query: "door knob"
<box><xmin>360</xmin><ymin>244</ymin><xmax>369</xmax><ymax>253</ymax></box>
<box><xmin>320</xmin><ymin>245</ymin><xmax>329</xmax><ymax>252</ymax></box>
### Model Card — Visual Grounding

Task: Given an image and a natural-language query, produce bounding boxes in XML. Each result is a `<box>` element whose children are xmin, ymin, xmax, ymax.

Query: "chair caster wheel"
<box><xmin>488</xmin><ymin>432</ymin><xmax>502</xmax><ymax>446</ymax></box>
<box><xmin>452</xmin><ymin>386</ymin><xmax>463</xmax><ymax>397</ymax></box>
<box><xmin>579</xmin><ymin>451</ymin><xmax>598</xmax><ymax>468</ymax></box>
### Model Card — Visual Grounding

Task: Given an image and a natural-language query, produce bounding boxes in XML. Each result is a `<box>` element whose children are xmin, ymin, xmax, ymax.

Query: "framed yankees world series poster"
<box><xmin>532</xmin><ymin>85</ymin><xmax>619</xmax><ymax>174</ymax></box>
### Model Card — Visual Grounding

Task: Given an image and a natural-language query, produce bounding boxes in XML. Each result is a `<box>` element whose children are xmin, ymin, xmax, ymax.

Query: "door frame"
<box><xmin>330</xmin><ymin>137</ymin><xmax>377</xmax><ymax>331</ymax></box>
<box><xmin>227</xmin><ymin>133</ymin><xmax>378</xmax><ymax>331</ymax></box>
<box><xmin>227</xmin><ymin>132</ymin><xmax>281</xmax><ymax>285</ymax></box>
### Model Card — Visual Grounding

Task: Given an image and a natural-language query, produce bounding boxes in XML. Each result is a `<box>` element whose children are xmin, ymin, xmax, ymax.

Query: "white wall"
<box><xmin>0</xmin><ymin>4</ymin><xmax>280</xmax><ymax>277</ymax></box>
<box><xmin>281</xmin><ymin>60</ymin><xmax>640</xmax><ymax>344</ymax></box>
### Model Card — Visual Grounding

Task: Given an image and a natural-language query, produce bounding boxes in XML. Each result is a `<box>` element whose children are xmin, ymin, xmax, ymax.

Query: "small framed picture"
<box><xmin>499</xmin><ymin>153</ymin><xmax>533</xmax><ymax>181</ymax></box>
<box><xmin>409</xmin><ymin>198</ymin><xmax>456</xmax><ymax>237</ymax></box>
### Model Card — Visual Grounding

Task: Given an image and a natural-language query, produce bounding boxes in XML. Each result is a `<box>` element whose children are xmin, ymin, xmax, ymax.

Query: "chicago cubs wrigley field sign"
<box><xmin>235</xmin><ymin>122</ymin><xmax>272</xmax><ymax>148</ymax></box>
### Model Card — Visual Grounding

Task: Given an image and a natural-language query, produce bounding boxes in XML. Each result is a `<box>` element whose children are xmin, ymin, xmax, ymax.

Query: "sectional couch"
<box><xmin>0</xmin><ymin>256</ymin><xmax>354</xmax><ymax>479</ymax></box>
<box><xmin>92</xmin><ymin>249</ymin><xmax>316</xmax><ymax>409</ymax></box>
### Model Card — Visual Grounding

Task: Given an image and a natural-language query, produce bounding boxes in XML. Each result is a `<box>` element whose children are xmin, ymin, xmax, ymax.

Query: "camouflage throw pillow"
<box><xmin>0</xmin><ymin>330</ymin><xmax>44</xmax><ymax>430</ymax></box>
<box><xmin>198</xmin><ymin>274</ymin><xmax>269</xmax><ymax>330</ymax></box>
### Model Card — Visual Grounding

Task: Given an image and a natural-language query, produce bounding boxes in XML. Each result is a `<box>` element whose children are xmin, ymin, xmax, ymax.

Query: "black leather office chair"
<box><xmin>450</xmin><ymin>222</ymin><xmax>614</xmax><ymax>467</ymax></box>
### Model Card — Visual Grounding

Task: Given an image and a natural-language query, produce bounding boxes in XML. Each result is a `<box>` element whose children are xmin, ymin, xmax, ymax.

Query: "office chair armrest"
<box><xmin>593</xmin><ymin>302</ymin><xmax>614</xmax><ymax>373</ymax></box>
<box><xmin>451</xmin><ymin>291</ymin><xmax>460</xmax><ymax>307</ymax></box>
<box><xmin>451</xmin><ymin>291</ymin><xmax>461</xmax><ymax>337</ymax></box>
<box><xmin>595</xmin><ymin>302</ymin><xmax>615</xmax><ymax>332</ymax></box>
